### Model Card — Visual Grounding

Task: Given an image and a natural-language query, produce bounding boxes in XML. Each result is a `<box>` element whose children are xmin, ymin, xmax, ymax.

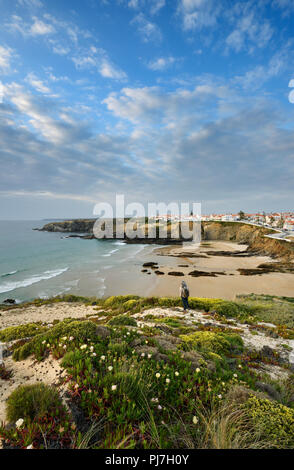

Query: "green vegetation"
<box><xmin>12</xmin><ymin>320</ymin><xmax>99</xmax><ymax>361</ymax></box>
<box><xmin>0</xmin><ymin>323</ymin><xmax>48</xmax><ymax>342</ymax></box>
<box><xmin>1</xmin><ymin>384</ymin><xmax>74</xmax><ymax>449</ymax></box>
<box><xmin>108</xmin><ymin>315</ymin><xmax>137</xmax><ymax>327</ymax></box>
<box><xmin>1</xmin><ymin>293</ymin><xmax>294</xmax><ymax>449</ymax></box>
<box><xmin>245</xmin><ymin>396</ymin><xmax>294</xmax><ymax>448</ymax></box>
<box><xmin>237</xmin><ymin>293</ymin><xmax>294</xmax><ymax>328</ymax></box>
<box><xmin>179</xmin><ymin>331</ymin><xmax>244</xmax><ymax>355</ymax></box>
<box><xmin>6</xmin><ymin>384</ymin><xmax>63</xmax><ymax>423</ymax></box>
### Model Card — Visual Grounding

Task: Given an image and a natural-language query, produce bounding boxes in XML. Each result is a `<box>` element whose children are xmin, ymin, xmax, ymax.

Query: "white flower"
<box><xmin>26</xmin><ymin>444</ymin><xmax>33</xmax><ymax>449</ymax></box>
<box><xmin>15</xmin><ymin>418</ymin><xmax>24</xmax><ymax>428</ymax></box>
<box><xmin>233</xmin><ymin>374</ymin><xmax>238</xmax><ymax>378</ymax></box>
<box><xmin>69</xmin><ymin>336</ymin><xmax>74</xmax><ymax>341</ymax></box>
<box><xmin>74</xmin><ymin>384</ymin><xmax>79</xmax><ymax>389</ymax></box>
<box><xmin>111</xmin><ymin>385</ymin><xmax>117</xmax><ymax>391</ymax></box>
<box><xmin>147</xmin><ymin>354</ymin><xmax>152</xmax><ymax>359</ymax></box>
<box><xmin>166</xmin><ymin>378</ymin><xmax>170</xmax><ymax>384</ymax></box>
<box><xmin>156</xmin><ymin>373</ymin><xmax>161</xmax><ymax>378</ymax></box>
<box><xmin>108</xmin><ymin>366</ymin><xmax>113</xmax><ymax>371</ymax></box>
<box><xmin>127</xmin><ymin>332</ymin><xmax>130</xmax><ymax>335</ymax></box>
<box><xmin>141</xmin><ymin>353</ymin><xmax>145</xmax><ymax>357</ymax></box>
<box><xmin>218</xmin><ymin>394</ymin><xmax>222</xmax><ymax>399</ymax></box>
<box><xmin>158</xmin><ymin>405</ymin><xmax>162</xmax><ymax>410</ymax></box>
<box><xmin>145</xmin><ymin>340</ymin><xmax>148</xmax><ymax>344</ymax></box>
<box><xmin>90</xmin><ymin>346</ymin><xmax>94</xmax><ymax>352</ymax></box>
<box><xmin>92</xmin><ymin>353</ymin><xmax>97</xmax><ymax>357</ymax></box>
<box><xmin>80</xmin><ymin>344</ymin><xmax>87</xmax><ymax>350</ymax></box>
<box><xmin>63</xmin><ymin>345</ymin><xmax>67</xmax><ymax>349</ymax></box>
<box><xmin>62</xmin><ymin>337</ymin><xmax>67</xmax><ymax>341</ymax></box>
<box><xmin>101</xmin><ymin>355</ymin><xmax>106</xmax><ymax>360</ymax></box>
<box><xmin>193</xmin><ymin>416</ymin><xmax>198</xmax><ymax>425</ymax></box>
<box><xmin>196</xmin><ymin>368</ymin><xmax>200</xmax><ymax>373</ymax></box>
<box><xmin>42</xmin><ymin>340</ymin><xmax>46</xmax><ymax>345</ymax></box>
<box><xmin>175</xmin><ymin>371</ymin><xmax>179</xmax><ymax>376</ymax></box>
<box><xmin>238</xmin><ymin>364</ymin><xmax>242</xmax><ymax>369</ymax></box>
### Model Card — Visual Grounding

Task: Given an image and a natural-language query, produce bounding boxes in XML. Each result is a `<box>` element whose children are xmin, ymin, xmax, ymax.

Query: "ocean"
<box><xmin>0</xmin><ymin>220</ymin><xmax>158</xmax><ymax>303</ymax></box>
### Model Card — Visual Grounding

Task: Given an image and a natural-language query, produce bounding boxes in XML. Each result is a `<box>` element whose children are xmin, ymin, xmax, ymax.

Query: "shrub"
<box><xmin>121</xmin><ymin>300</ymin><xmax>140</xmax><ymax>312</ymax></box>
<box><xmin>0</xmin><ymin>323</ymin><xmax>48</xmax><ymax>342</ymax></box>
<box><xmin>13</xmin><ymin>320</ymin><xmax>99</xmax><ymax>361</ymax></box>
<box><xmin>244</xmin><ymin>396</ymin><xmax>294</xmax><ymax>447</ymax></box>
<box><xmin>179</xmin><ymin>331</ymin><xmax>243</xmax><ymax>355</ymax></box>
<box><xmin>6</xmin><ymin>383</ymin><xmax>63</xmax><ymax>423</ymax></box>
<box><xmin>103</xmin><ymin>296</ymin><xmax>139</xmax><ymax>308</ymax></box>
<box><xmin>108</xmin><ymin>315</ymin><xmax>137</xmax><ymax>327</ymax></box>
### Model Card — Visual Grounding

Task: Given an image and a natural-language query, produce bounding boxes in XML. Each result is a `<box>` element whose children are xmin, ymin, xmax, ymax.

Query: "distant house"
<box><xmin>284</xmin><ymin>220</ymin><xmax>294</xmax><ymax>231</ymax></box>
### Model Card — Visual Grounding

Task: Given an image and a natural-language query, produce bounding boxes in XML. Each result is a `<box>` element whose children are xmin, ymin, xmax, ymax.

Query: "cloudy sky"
<box><xmin>0</xmin><ymin>0</ymin><xmax>294</xmax><ymax>219</ymax></box>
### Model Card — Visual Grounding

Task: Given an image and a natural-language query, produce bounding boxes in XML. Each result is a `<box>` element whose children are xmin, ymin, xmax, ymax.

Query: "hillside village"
<box><xmin>152</xmin><ymin>212</ymin><xmax>294</xmax><ymax>232</ymax></box>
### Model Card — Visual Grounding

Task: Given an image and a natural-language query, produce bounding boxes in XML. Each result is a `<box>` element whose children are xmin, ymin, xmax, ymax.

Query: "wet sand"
<box><xmin>149</xmin><ymin>241</ymin><xmax>294</xmax><ymax>300</ymax></box>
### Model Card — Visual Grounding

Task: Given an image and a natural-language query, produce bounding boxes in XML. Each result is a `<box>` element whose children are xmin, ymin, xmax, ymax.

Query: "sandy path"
<box><xmin>0</xmin><ymin>303</ymin><xmax>101</xmax><ymax>330</ymax></box>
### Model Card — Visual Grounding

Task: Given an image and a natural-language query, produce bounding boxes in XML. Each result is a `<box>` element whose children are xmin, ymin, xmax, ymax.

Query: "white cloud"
<box><xmin>177</xmin><ymin>0</ymin><xmax>220</xmax><ymax>31</ymax></box>
<box><xmin>128</xmin><ymin>0</ymin><xmax>140</xmax><ymax>8</ymax></box>
<box><xmin>150</xmin><ymin>0</ymin><xmax>166</xmax><ymax>15</ymax></box>
<box><xmin>17</xmin><ymin>0</ymin><xmax>43</xmax><ymax>7</ymax></box>
<box><xmin>0</xmin><ymin>45</ymin><xmax>14</xmax><ymax>72</ymax></box>
<box><xmin>50</xmin><ymin>43</ymin><xmax>70</xmax><ymax>56</ymax></box>
<box><xmin>72</xmin><ymin>48</ymin><xmax>127</xmax><ymax>80</ymax></box>
<box><xmin>99</xmin><ymin>59</ymin><xmax>127</xmax><ymax>80</ymax></box>
<box><xmin>30</xmin><ymin>16</ymin><xmax>55</xmax><ymax>35</ymax></box>
<box><xmin>131</xmin><ymin>13</ymin><xmax>162</xmax><ymax>43</ymax></box>
<box><xmin>226</xmin><ymin>12</ymin><xmax>273</xmax><ymax>53</ymax></box>
<box><xmin>25</xmin><ymin>73</ymin><xmax>51</xmax><ymax>94</ymax></box>
<box><xmin>234</xmin><ymin>50</ymin><xmax>289</xmax><ymax>89</ymax></box>
<box><xmin>6</xmin><ymin>15</ymin><xmax>54</xmax><ymax>37</ymax></box>
<box><xmin>147</xmin><ymin>56</ymin><xmax>177</xmax><ymax>71</ymax></box>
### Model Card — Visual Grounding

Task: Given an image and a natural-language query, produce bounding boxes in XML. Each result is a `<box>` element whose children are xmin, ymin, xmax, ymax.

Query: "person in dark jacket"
<box><xmin>180</xmin><ymin>280</ymin><xmax>190</xmax><ymax>312</ymax></box>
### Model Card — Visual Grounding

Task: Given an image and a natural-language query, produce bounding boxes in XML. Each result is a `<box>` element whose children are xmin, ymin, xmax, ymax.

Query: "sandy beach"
<box><xmin>148</xmin><ymin>241</ymin><xmax>294</xmax><ymax>299</ymax></box>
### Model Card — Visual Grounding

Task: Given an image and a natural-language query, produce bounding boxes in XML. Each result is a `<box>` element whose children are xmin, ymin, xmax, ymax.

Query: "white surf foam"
<box><xmin>1</xmin><ymin>270</ymin><xmax>18</xmax><ymax>278</ymax></box>
<box><xmin>102</xmin><ymin>248</ymin><xmax>119</xmax><ymax>257</ymax></box>
<box><xmin>0</xmin><ymin>267</ymin><xmax>69</xmax><ymax>294</ymax></box>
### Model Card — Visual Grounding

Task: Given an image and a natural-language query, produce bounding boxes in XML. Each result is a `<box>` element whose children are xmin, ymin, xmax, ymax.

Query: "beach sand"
<box><xmin>149</xmin><ymin>241</ymin><xmax>294</xmax><ymax>299</ymax></box>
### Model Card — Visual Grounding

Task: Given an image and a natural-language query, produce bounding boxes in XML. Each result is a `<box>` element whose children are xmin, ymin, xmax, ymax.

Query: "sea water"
<box><xmin>0</xmin><ymin>220</ymin><xmax>154</xmax><ymax>303</ymax></box>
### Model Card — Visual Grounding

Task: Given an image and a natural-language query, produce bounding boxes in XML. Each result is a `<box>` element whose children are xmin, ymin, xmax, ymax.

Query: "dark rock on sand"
<box><xmin>154</xmin><ymin>270</ymin><xmax>164</xmax><ymax>275</ymax></box>
<box><xmin>168</xmin><ymin>271</ymin><xmax>185</xmax><ymax>276</ymax></box>
<box><xmin>188</xmin><ymin>270</ymin><xmax>217</xmax><ymax>277</ymax></box>
<box><xmin>3</xmin><ymin>299</ymin><xmax>16</xmax><ymax>305</ymax></box>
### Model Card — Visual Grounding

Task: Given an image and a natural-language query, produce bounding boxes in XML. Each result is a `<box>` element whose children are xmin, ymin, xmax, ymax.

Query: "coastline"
<box><xmin>147</xmin><ymin>240</ymin><xmax>294</xmax><ymax>300</ymax></box>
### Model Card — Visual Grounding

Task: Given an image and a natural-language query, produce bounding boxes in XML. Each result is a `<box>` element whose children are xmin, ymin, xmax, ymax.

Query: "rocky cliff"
<box><xmin>39</xmin><ymin>219</ymin><xmax>96</xmax><ymax>233</ymax></box>
<box><xmin>38</xmin><ymin>219</ymin><xmax>294</xmax><ymax>260</ymax></box>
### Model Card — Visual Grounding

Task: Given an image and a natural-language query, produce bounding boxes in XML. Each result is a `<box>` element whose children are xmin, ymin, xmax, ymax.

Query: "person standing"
<box><xmin>180</xmin><ymin>281</ymin><xmax>190</xmax><ymax>313</ymax></box>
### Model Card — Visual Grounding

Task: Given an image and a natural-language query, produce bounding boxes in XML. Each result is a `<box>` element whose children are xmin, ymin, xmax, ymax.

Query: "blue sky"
<box><xmin>0</xmin><ymin>0</ymin><xmax>294</xmax><ymax>219</ymax></box>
